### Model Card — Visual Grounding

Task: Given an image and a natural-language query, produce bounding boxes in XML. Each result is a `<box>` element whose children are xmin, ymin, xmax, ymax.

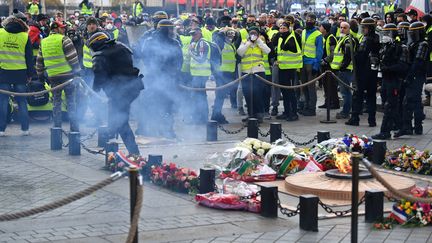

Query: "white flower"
<box><xmin>262</xmin><ymin>142</ymin><xmax>271</xmax><ymax>150</ymax></box>
<box><xmin>257</xmin><ymin>149</ymin><xmax>265</xmax><ymax>156</ymax></box>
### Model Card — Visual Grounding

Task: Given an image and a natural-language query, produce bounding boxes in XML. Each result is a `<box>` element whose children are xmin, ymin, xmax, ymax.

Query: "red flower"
<box><xmin>169</xmin><ymin>163</ymin><xmax>177</xmax><ymax>171</ymax></box>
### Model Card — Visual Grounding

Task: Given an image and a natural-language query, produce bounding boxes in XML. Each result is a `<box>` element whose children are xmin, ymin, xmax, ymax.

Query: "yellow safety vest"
<box><xmin>28</xmin><ymin>3</ymin><xmax>39</xmax><ymax>15</ymax></box>
<box><xmin>81</xmin><ymin>4</ymin><xmax>93</xmax><ymax>15</ymax></box>
<box><xmin>82</xmin><ymin>43</ymin><xmax>93</xmax><ymax>68</ymax></box>
<box><xmin>324</xmin><ymin>34</ymin><xmax>337</xmax><ymax>57</ymax></box>
<box><xmin>240</xmin><ymin>43</ymin><xmax>264</xmax><ymax>72</ymax></box>
<box><xmin>336</xmin><ymin>27</ymin><xmax>341</xmax><ymax>38</ymax></box>
<box><xmin>220</xmin><ymin>42</ymin><xmax>236</xmax><ymax>73</ymax></box>
<box><xmin>180</xmin><ymin>35</ymin><xmax>192</xmax><ymax>73</ymax></box>
<box><xmin>113</xmin><ymin>29</ymin><xmax>119</xmax><ymax>40</ymax></box>
<box><xmin>240</xmin><ymin>28</ymin><xmax>248</xmax><ymax>42</ymax></box>
<box><xmin>301</xmin><ymin>29</ymin><xmax>322</xmax><ymax>58</ymax></box>
<box><xmin>41</xmin><ymin>33</ymin><xmax>72</xmax><ymax>77</ymax></box>
<box><xmin>277</xmin><ymin>32</ymin><xmax>303</xmax><ymax>70</ymax></box>
<box><xmin>133</xmin><ymin>2</ymin><xmax>143</xmax><ymax>17</ymax></box>
<box><xmin>427</xmin><ymin>26</ymin><xmax>432</xmax><ymax>61</ymax></box>
<box><xmin>384</xmin><ymin>4</ymin><xmax>396</xmax><ymax>14</ymax></box>
<box><xmin>0</xmin><ymin>29</ymin><xmax>28</xmax><ymax>70</ymax></box>
<box><xmin>201</xmin><ymin>27</ymin><xmax>218</xmax><ymax>42</ymax></box>
<box><xmin>330</xmin><ymin>35</ymin><xmax>353</xmax><ymax>70</ymax></box>
<box><xmin>267</xmin><ymin>29</ymin><xmax>278</xmax><ymax>40</ymax></box>
<box><xmin>190</xmin><ymin>39</ymin><xmax>211</xmax><ymax>76</ymax></box>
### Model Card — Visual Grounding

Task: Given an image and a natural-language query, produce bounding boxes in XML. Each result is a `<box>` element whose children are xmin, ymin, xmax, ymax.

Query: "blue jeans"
<box><xmin>0</xmin><ymin>83</ymin><xmax>29</xmax><ymax>132</ymax></box>
<box><xmin>338</xmin><ymin>71</ymin><xmax>353</xmax><ymax>115</ymax></box>
<box><xmin>242</xmin><ymin>72</ymin><xmax>265</xmax><ymax>117</ymax></box>
<box><xmin>213</xmin><ymin>71</ymin><xmax>235</xmax><ymax>116</ymax></box>
<box><xmin>190</xmin><ymin>76</ymin><xmax>209</xmax><ymax>123</ymax></box>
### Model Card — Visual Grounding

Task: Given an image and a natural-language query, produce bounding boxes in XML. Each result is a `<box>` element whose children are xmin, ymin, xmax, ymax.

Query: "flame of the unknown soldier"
<box><xmin>332</xmin><ymin>148</ymin><xmax>352</xmax><ymax>173</ymax></box>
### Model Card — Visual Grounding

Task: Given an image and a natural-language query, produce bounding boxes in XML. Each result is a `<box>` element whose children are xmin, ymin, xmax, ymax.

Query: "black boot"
<box><xmin>414</xmin><ymin>125</ymin><xmax>423</xmax><ymax>135</ymax></box>
<box><xmin>271</xmin><ymin>107</ymin><xmax>278</xmax><ymax>116</ymax></box>
<box><xmin>345</xmin><ymin>117</ymin><xmax>359</xmax><ymax>126</ymax></box>
<box><xmin>371</xmin><ymin>133</ymin><xmax>391</xmax><ymax>140</ymax></box>
<box><xmin>394</xmin><ymin>129</ymin><xmax>413</xmax><ymax>138</ymax></box>
<box><xmin>211</xmin><ymin>113</ymin><xmax>229</xmax><ymax>124</ymax></box>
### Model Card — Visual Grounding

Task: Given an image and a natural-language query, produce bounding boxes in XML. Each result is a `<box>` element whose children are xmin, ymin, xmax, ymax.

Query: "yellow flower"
<box><xmin>405</xmin><ymin>208</ymin><xmax>412</xmax><ymax>215</ymax></box>
<box><xmin>404</xmin><ymin>201</ymin><xmax>411</xmax><ymax>209</ymax></box>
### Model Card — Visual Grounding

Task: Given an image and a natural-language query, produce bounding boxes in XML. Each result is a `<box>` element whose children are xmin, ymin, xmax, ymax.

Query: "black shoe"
<box><xmin>276</xmin><ymin>114</ymin><xmax>288</xmax><ymax>120</ymax></box>
<box><xmin>211</xmin><ymin>114</ymin><xmax>229</xmax><ymax>124</ymax></box>
<box><xmin>414</xmin><ymin>125</ymin><xmax>423</xmax><ymax>135</ymax></box>
<box><xmin>318</xmin><ymin>104</ymin><xmax>327</xmax><ymax>109</ymax></box>
<box><xmin>271</xmin><ymin>108</ymin><xmax>278</xmax><ymax>116</ymax></box>
<box><xmin>336</xmin><ymin>112</ymin><xmax>349</xmax><ymax>119</ymax></box>
<box><xmin>345</xmin><ymin>118</ymin><xmax>359</xmax><ymax>126</ymax></box>
<box><xmin>238</xmin><ymin>107</ymin><xmax>246</xmax><ymax>116</ymax></box>
<box><xmin>329</xmin><ymin>104</ymin><xmax>340</xmax><ymax>110</ymax></box>
<box><xmin>302</xmin><ymin>110</ymin><xmax>316</xmax><ymax>116</ymax></box>
<box><xmin>394</xmin><ymin>129</ymin><xmax>413</xmax><ymax>138</ymax></box>
<box><xmin>371</xmin><ymin>133</ymin><xmax>391</xmax><ymax>140</ymax></box>
<box><xmin>369</xmin><ymin>121</ymin><xmax>377</xmax><ymax>127</ymax></box>
<box><xmin>287</xmin><ymin>114</ymin><xmax>299</xmax><ymax>121</ymax></box>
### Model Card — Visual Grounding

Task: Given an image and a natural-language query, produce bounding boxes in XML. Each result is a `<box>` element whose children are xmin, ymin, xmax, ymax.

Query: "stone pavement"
<box><xmin>0</xmin><ymin>89</ymin><xmax>431</xmax><ymax>243</ymax></box>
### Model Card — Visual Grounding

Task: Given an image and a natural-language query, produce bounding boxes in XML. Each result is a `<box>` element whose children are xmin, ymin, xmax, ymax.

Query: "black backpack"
<box><xmin>27</xmin><ymin>81</ymin><xmax>49</xmax><ymax>107</ymax></box>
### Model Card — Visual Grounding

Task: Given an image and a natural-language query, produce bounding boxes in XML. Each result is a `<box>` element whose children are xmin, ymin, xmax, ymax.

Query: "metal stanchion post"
<box><xmin>199</xmin><ymin>168</ymin><xmax>215</xmax><ymax>194</ymax></box>
<box><xmin>365</xmin><ymin>190</ymin><xmax>384</xmax><ymax>223</ymax></box>
<box><xmin>351</xmin><ymin>152</ymin><xmax>362</xmax><ymax>243</ymax></box>
<box><xmin>247</xmin><ymin>118</ymin><xmax>258</xmax><ymax>138</ymax></box>
<box><xmin>206</xmin><ymin>120</ymin><xmax>218</xmax><ymax>141</ymax></box>
<box><xmin>68</xmin><ymin>132</ymin><xmax>81</xmax><ymax>156</ymax></box>
<box><xmin>270</xmin><ymin>122</ymin><xmax>282</xmax><ymax>143</ymax></box>
<box><xmin>129</xmin><ymin>167</ymin><xmax>139</xmax><ymax>243</ymax></box>
<box><xmin>317</xmin><ymin>131</ymin><xmax>330</xmax><ymax>143</ymax></box>
<box><xmin>50</xmin><ymin>127</ymin><xmax>62</xmax><ymax>150</ymax></box>
<box><xmin>320</xmin><ymin>72</ymin><xmax>337</xmax><ymax>124</ymax></box>
<box><xmin>260</xmin><ymin>185</ymin><xmax>278</xmax><ymax>218</ymax></box>
<box><xmin>299</xmin><ymin>194</ymin><xmax>318</xmax><ymax>232</ymax></box>
<box><xmin>372</xmin><ymin>140</ymin><xmax>387</xmax><ymax>165</ymax></box>
<box><xmin>104</xmin><ymin>141</ymin><xmax>119</xmax><ymax>168</ymax></box>
<box><xmin>97</xmin><ymin>125</ymin><xmax>109</xmax><ymax>147</ymax></box>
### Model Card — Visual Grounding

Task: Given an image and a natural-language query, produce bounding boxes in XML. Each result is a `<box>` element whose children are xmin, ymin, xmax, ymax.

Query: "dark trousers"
<box><xmin>213</xmin><ymin>71</ymin><xmax>235</xmax><ymax>116</ymax></box>
<box><xmin>279</xmin><ymin>69</ymin><xmax>297</xmax><ymax>116</ymax></box>
<box><xmin>380</xmin><ymin>79</ymin><xmax>401</xmax><ymax>134</ymax></box>
<box><xmin>300</xmin><ymin>64</ymin><xmax>317</xmax><ymax>111</ymax></box>
<box><xmin>402</xmin><ymin>74</ymin><xmax>425</xmax><ymax>130</ymax></box>
<box><xmin>323</xmin><ymin>67</ymin><xmax>339</xmax><ymax>106</ymax></box>
<box><xmin>263</xmin><ymin>74</ymin><xmax>272</xmax><ymax>113</ymax></box>
<box><xmin>242</xmin><ymin>72</ymin><xmax>265</xmax><ymax>117</ymax></box>
<box><xmin>351</xmin><ymin>70</ymin><xmax>377</xmax><ymax>123</ymax></box>
<box><xmin>52</xmin><ymin>78</ymin><xmax>79</xmax><ymax>132</ymax></box>
<box><xmin>0</xmin><ymin>83</ymin><xmax>29</xmax><ymax>132</ymax></box>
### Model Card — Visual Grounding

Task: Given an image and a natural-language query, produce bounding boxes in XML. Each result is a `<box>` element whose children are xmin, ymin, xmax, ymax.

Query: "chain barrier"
<box><xmin>254</xmin><ymin>71</ymin><xmax>327</xmax><ymax>90</ymax></box>
<box><xmin>239</xmin><ymin>191</ymin><xmax>261</xmax><ymax>201</ymax></box>
<box><xmin>0</xmin><ymin>171</ymin><xmax>126</xmax><ymax>221</ymax></box>
<box><xmin>179</xmin><ymin>73</ymin><xmax>250</xmax><ymax>91</ymax></box>
<box><xmin>275</xmin><ymin>190</ymin><xmax>300</xmax><ymax>217</ymax></box>
<box><xmin>318</xmin><ymin>195</ymin><xmax>366</xmax><ymax>217</ymax></box>
<box><xmin>258</xmin><ymin>128</ymin><xmax>270</xmax><ymax>137</ymax></box>
<box><xmin>79</xmin><ymin>129</ymin><xmax>98</xmax><ymax>143</ymax></box>
<box><xmin>80</xmin><ymin>142</ymin><xmax>106</xmax><ymax>156</ymax></box>
<box><xmin>281</xmin><ymin>130</ymin><xmax>317</xmax><ymax>146</ymax></box>
<box><xmin>0</xmin><ymin>79</ymin><xmax>75</xmax><ymax>96</ymax></box>
<box><xmin>217</xmin><ymin>124</ymin><xmax>247</xmax><ymax>135</ymax></box>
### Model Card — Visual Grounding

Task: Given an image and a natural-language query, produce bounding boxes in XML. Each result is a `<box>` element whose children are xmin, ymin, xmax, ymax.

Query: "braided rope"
<box><xmin>0</xmin><ymin>79</ymin><xmax>75</xmax><ymax>96</ymax></box>
<box><xmin>0</xmin><ymin>173</ymin><xmax>124</xmax><ymax>221</ymax></box>
<box><xmin>178</xmin><ymin>73</ymin><xmax>250</xmax><ymax>91</ymax></box>
<box><xmin>362</xmin><ymin>159</ymin><xmax>432</xmax><ymax>204</ymax></box>
<box><xmin>75</xmin><ymin>77</ymin><xmax>108</xmax><ymax>103</ymax></box>
<box><xmin>126</xmin><ymin>185</ymin><xmax>143</xmax><ymax>243</ymax></box>
<box><xmin>254</xmin><ymin>71</ymin><xmax>326</xmax><ymax>89</ymax></box>
<box><xmin>329</xmin><ymin>71</ymin><xmax>357</xmax><ymax>91</ymax></box>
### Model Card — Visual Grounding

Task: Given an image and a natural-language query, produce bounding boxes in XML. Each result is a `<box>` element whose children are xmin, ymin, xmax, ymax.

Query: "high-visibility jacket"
<box><xmin>201</xmin><ymin>27</ymin><xmax>218</xmax><ymax>42</ymax></box>
<box><xmin>112</xmin><ymin>29</ymin><xmax>119</xmax><ymax>40</ymax></box>
<box><xmin>240</xmin><ymin>28</ymin><xmax>248</xmax><ymax>42</ymax></box>
<box><xmin>82</xmin><ymin>44</ymin><xmax>92</xmax><ymax>68</ymax></box>
<box><xmin>427</xmin><ymin>26</ymin><xmax>432</xmax><ymax>61</ymax></box>
<box><xmin>301</xmin><ymin>29</ymin><xmax>322</xmax><ymax>58</ymax></box>
<box><xmin>180</xmin><ymin>35</ymin><xmax>192</xmax><ymax>72</ymax></box>
<box><xmin>240</xmin><ymin>43</ymin><xmax>264</xmax><ymax>72</ymax></box>
<box><xmin>336</xmin><ymin>27</ymin><xmax>341</xmax><ymax>38</ymax></box>
<box><xmin>219</xmin><ymin>42</ymin><xmax>236</xmax><ymax>73</ymax></box>
<box><xmin>27</xmin><ymin>83</ymin><xmax>67</xmax><ymax>112</ymax></box>
<box><xmin>267</xmin><ymin>29</ymin><xmax>278</xmax><ymax>40</ymax></box>
<box><xmin>324</xmin><ymin>34</ymin><xmax>337</xmax><ymax>57</ymax></box>
<box><xmin>0</xmin><ymin>28</ymin><xmax>28</xmax><ymax>70</ymax></box>
<box><xmin>384</xmin><ymin>3</ymin><xmax>396</xmax><ymax>14</ymax></box>
<box><xmin>40</xmin><ymin>33</ymin><xmax>72</xmax><ymax>77</ymax></box>
<box><xmin>133</xmin><ymin>2</ymin><xmax>143</xmax><ymax>17</ymax></box>
<box><xmin>330</xmin><ymin>35</ymin><xmax>353</xmax><ymax>70</ymax></box>
<box><xmin>81</xmin><ymin>3</ymin><xmax>93</xmax><ymax>15</ymax></box>
<box><xmin>277</xmin><ymin>32</ymin><xmax>303</xmax><ymax>70</ymax></box>
<box><xmin>28</xmin><ymin>2</ymin><xmax>39</xmax><ymax>15</ymax></box>
<box><xmin>190</xmin><ymin>39</ymin><xmax>211</xmax><ymax>76</ymax></box>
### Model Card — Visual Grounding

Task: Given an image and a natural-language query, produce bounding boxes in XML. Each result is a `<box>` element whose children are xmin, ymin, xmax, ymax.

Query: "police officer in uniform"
<box><xmin>372</xmin><ymin>23</ymin><xmax>409</xmax><ymax>139</ymax></box>
<box><xmin>346</xmin><ymin>17</ymin><xmax>380</xmax><ymax>127</ymax></box>
<box><xmin>395</xmin><ymin>22</ymin><xmax>429</xmax><ymax>137</ymax></box>
<box><xmin>87</xmin><ymin>32</ymin><xmax>144</xmax><ymax>155</ymax></box>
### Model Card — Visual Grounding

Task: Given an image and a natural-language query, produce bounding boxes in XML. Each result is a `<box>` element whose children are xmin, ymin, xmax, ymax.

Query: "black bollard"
<box><xmin>270</xmin><ymin>123</ymin><xmax>282</xmax><ymax>143</ymax></box>
<box><xmin>317</xmin><ymin>131</ymin><xmax>331</xmax><ymax>143</ymax></box>
<box><xmin>299</xmin><ymin>195</ymin><xmax>319</xmax><ymax>232</ymax></box>
<box><xmin>247</xmin><ymin>118</ymin><xmax>259</xmax><ymax>138</ymax></box>
<box><xmin>104</xmin><ymin>141</ymin><xmax>119</xmax><ymax>168</ymax></box>
<box><xmin>372</xmin><ymin>140</ymin><xmax>387</xmax><ymax>165</ymax></box>
<box><xmin>206</xmin><ymin>120</ymin><xmax>218</xmax><ymax>141</ymax></box>
<box><xmin>365</xmin><ymin>190</ymin><xmax>384</xmax><ymax>223</ymax></box>
<box><xmin>97</xmin><ymin>125</ymin><xmax>109</xmax><ymax>147</ymax></box>
<box><xmin>199</xmin><ymin>168</ymin><xmax>215</xmax><ymax>194</ymax></box>
<box><xmin>260</xmin><ymin>186</ymin><xmax>278</xmax><ymax>218</ymax></box>
<box><xmin>148</xmin><ymin>154</ymin><xmax>163</xmax><ymax>167</ymax></box>
<box><xmin>129</xmin><ymin>167</ymin><xmax>139</xmax><ymax>243</ymax></box>
<box><xmin>351</xmin><ymin>152</ymin><xmax>362</xmax><ymax>243</ymax></box>
<box><xmin>68</xmin><ymin>132</ymin><xmax>81</xmax><ymax>156</ymax></box>
<box><xmin>50</xmin><ymin>127</ymin><xmax>62</xmax><ymax>150</ymax></box>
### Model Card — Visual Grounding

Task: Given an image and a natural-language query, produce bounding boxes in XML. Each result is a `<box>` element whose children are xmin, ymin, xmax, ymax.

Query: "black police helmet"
<box><xmin>153</xmin><ymin>11</ymin><xmax>168</xmax><ymax>24</ymax></box>
<box><xmin>382</xmin><ymin>23</ymin><xmax>398</xmax><ymax>39</ymax></box>
<box><xmin>408</xmin><ymin>21</ymin><xmax>426</xmax><ymax>42</ymax></box>
<box><xmin>87</xmin><ymin>32</ymin><xmax>113</xmax><ymax>52</ymax></box>
<box><xmin>397</xmin><ymin>21</ymin><xmax>410</xmax><ymax>40</ymax></box>
<box><xmin>360</xmin><ymin>17</ymin><xmax>376</xmax><ymax>26</ymax></box>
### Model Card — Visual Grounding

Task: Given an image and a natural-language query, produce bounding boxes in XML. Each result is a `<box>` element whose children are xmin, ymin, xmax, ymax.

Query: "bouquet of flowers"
<box><xmin>342</xmin><ymin>133</ymin><xmax>373</xmax><ymax>155</ymax></box>
<box><xmin>383</xmin><ymin>145</ymin><xmax>432</xmax><ymax>175</ymax></box>
<box><xmin>107</xmin><ymin>151</ymin><xmax>147</xmax><ymax>173</ymax></box>
<box><xmin>150</xmin><ymin>163</ymin><xmax>199</xmax><ymax>194</ymax></box>
<box><xmin>236</xmin><ymin>138</ymin><xmax>272</xmax><ymax>156</ymax></box>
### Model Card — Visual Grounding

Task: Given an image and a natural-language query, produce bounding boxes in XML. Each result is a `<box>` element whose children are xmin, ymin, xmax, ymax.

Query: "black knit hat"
<box><xmin>320</xmin><ymin>22</ymin><xmax>331</xmax><ymax>33</ymax></box>
<box><xmin>36</xmin><ymin>14</ymin><xmax>48</xmax><ymax>22</ymax></box>
<box><xmin>86</xmin><ymin>16</ymin><xmax>98</xmax><ymax>26</ymax></box>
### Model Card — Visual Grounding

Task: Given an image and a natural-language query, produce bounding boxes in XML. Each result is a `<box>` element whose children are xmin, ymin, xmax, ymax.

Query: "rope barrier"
<box><xmin>0</xmin><ymin>79</ymin><xmax>75</xmax><ymax>96</ymax></box>
<box><xmin>0</xmin><ymin>172</ymin><xmax>125</xmax><ymax>221</ymax></box>
<box><xmin>126</xmin><ymin>185</ymin><xmax>143</xmax><ymax>243</ymax></box>
<box><xmin>178</xmin><ymin>73</ymin><xmax>250</xmax><ymax>91</ymax></box>
<box><xmin>254</xmin><ymin>72</ymin><xmax>327</xmax><ymax>90</ymax></box>
<box><xmin>361</xmin><ymin>159</ymin><xmax>432</xmax><ymax>204</ymax></box>
<box><xmin>329</xmin><ymin>71</ymin><xmax>357</xmax><ymax>91</ymax></box>
<box><xmin>75</xmin><ymin>77</ymin><xmax>108</xmax><ymax>103</ymax></box>
<box><xmin>375</xmin><ymin>167</ymin><xmax>432</xmax><ymax>184</ymax></box>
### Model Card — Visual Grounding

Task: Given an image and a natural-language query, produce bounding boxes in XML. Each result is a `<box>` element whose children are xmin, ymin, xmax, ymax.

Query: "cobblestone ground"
<box><xmin>0</xmin><ymin>90</ymin><xmax>431</xmax><ymax>243</ymax></box>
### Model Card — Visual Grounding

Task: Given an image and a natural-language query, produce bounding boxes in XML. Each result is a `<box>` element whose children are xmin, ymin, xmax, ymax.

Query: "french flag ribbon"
<box><xmin>389</xmin><ymin>205</ymin><xmax>408</xmax><ymax>224</ymax></box>
<box><xmin>115</xmin><ymin>151</ymin><xmax>140</xmax><ymax>168</ymax></box>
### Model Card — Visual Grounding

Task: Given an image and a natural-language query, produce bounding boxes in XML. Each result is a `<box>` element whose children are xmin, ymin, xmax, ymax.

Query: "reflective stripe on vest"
<box><xmin>180</xmin><ymin>35</ymin><xmax>192</xmax><ymax>72</ymax></box>
<box><xmin>41</xmin><ymin>33</ymin><xmax>72</xmax><ymax>77</ymax></box>
<box><xmin>113</xmin><ymin>29</ymin><xmax>119</xmax><ymax>40</ymax></box>
<box><xmin>0</xmin><ymin>29</ymin><xmax>28</xmax><ymax>70</ymax></box>
<box><xmin>325</xmin><ymin>34</ymin><xmax>336</xmax><ymax>57</ymax></box>
<box><xmin>190</xmin><ymin>39</ymin><xmax>211</xmax><ymax>76</ymax></box>
<box><xmin>28</xmin><ymin>3</ymin><xmax>39</xmax><ymax>15</ymax></box>
<box><xmin>201</xmin><ymin>27</ymin><xmax>218</xmax><ymax>42</ymax></box>
<box><xmin>83</xmin><ymin>44</ymin><xmax>93</xmax><ymax>68</ymax></box>
<box><xmin>330</xmin><ymin>35</ymin><xmax>352</xmax><ymax>70</ymax></box>
<box><xmin>263</xmin><ymin>53</ymin><xmax>270</xmax><ymax>75</ymax></box>
<box><xmin>240</xmin><ymin>28</ymin><xmax>248</xmax><ymax>42</ymax></box>
<box><xmin>133</xmin><ymin>3</ymin><xmax>143</xmax><ymax>16</ymax></box>
<box><xmin>301</xmin><ymin>29</ymin><xmax>321</xmax><ymax>58</ymax></box>
<box><xmin>267</xmin><ymin>29</ymin><xmax>278</xmax><ymax>40</ymax></box>
<box><xmin>220</xmin><ymin>42</ymin><xmax>236</xmax><ymax>73</ymax></box>
<box><xmin>277</xmin><ymin>32</ymin><xmax>303</xmax><ymax>70</ymax></box>
<box><xmin>241</xmin><ymin>44</ymin><xmax>264</xmax><ymax>72</ymax></box>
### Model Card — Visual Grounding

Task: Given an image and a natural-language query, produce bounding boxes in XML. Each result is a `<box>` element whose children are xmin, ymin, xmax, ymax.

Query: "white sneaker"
<box><xmin>21</xmin><ymin>130</ymin><xmax>30</xmax><ymax>136</ymax></box>
<box><xmin>0</xmin><ymin>131</ymin><xmax>5</xmax><ymax>137</ymax></box>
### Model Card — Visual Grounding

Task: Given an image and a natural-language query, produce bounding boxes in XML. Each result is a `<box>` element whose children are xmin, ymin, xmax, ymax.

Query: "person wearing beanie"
<box><xmin>12</xmin><ymin>9</ymin><xmax>28</xmax><ymax>23</ymax></box>
<box><xmin>201</xmin><ymin>17</ymin><xmax>218</xmax><ymax>42</ymax></box>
